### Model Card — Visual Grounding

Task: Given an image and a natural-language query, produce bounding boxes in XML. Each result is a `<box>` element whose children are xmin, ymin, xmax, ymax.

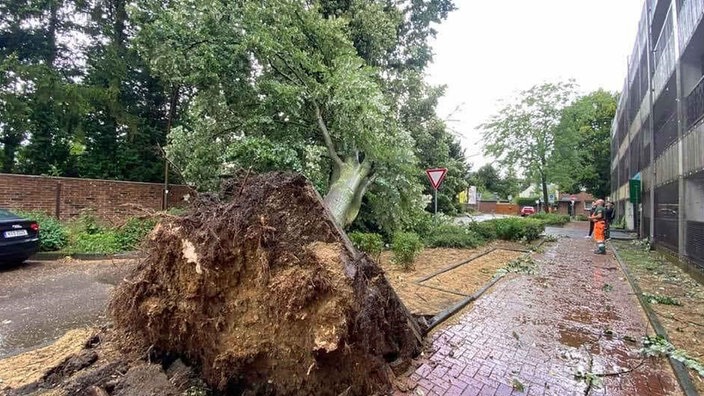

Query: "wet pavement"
<box><xmin>401</xmin><ymin>222</ymin><xmax>681</xmax><ymax>396</ymax></box>
<box><xmin>0</xmin><ymin>259</ymin><xmax>134</xmax><ymax>358</ymax></box>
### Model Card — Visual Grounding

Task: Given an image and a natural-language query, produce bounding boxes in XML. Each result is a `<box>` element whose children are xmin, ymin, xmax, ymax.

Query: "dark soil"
<box><xmin>106</xmin><ymin>172</ymin><xmax>421</xmax><ymax>395</ymax></box>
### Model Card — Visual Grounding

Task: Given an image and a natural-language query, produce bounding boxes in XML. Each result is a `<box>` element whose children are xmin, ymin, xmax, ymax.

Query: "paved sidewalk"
<box><xmin>399</xmin><ymin>223</ymin><xmax>681</xmax><ymax>396</ymax></box>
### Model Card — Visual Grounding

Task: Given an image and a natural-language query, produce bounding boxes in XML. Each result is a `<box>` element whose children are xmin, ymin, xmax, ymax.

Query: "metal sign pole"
<box><xmin>434</xmin><ymin>188</ymin><xmax>438</xmax><ymax>215</ymax></box>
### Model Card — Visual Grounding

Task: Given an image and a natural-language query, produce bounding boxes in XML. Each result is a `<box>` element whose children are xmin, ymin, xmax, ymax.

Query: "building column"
<box><xmin>671</xmin><ymin>0</ymin><xmax>686</xmax><ymax>257</ymax></box>
<box><xmin>647</xmin><ymin>0</ymin><xmax>656</xmax><ymax>246</ymax></box>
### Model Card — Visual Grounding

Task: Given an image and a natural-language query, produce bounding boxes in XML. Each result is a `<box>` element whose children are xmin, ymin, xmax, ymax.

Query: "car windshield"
<box><xmin>0</xmin><ymin>209</ymin><xmax>21</xmax><ymax>220</ymax></box>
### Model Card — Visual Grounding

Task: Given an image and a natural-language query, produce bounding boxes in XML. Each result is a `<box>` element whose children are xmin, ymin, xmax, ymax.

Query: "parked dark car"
<box><xmin>0</xmin><ymin>209</ymin><xmax>39</xmax><ymax>264</ymax></box>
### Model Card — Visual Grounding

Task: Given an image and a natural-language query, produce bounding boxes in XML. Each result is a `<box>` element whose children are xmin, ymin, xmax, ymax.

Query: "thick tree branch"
<box><xmin>313</xmin><ymin>102</ymin><xmax>343</xmax><ymax>168</ymax></box>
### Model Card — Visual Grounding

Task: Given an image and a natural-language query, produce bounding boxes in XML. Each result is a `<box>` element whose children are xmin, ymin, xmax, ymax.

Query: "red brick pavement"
<box><xmin>398</xmin><ymin>228</ymin><xmax>681</xmax><ymax>396</ymax></box>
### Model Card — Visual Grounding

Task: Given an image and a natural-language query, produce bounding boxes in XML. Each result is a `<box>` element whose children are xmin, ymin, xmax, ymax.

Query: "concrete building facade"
<box><xmin>610</xmin><ymin>0</ymin><xmax>704</xmax><ymax>267</ymax></box>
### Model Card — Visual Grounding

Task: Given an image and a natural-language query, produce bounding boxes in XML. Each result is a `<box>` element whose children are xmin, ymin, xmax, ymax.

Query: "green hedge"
<box><xmin>532</xmin><ymin>213</ymin><xmax>570</xmax><ymax>226</ymax></box>
<box><xmin>466</xmin><ymin>221</ymin><xmax>498</xmax><ymax>241</ymax></box>
<box><xmin>484</xmin><ymin>218</ymin><xmax>545</xmax><ymax>241</ymax></box>
<box><xmin>424</xmin><ymin>224</ymin><xmax>483</xmax><ymax>249</ymax></box>
<box><xmin>517</xmin><ymin>197</ymin><xmax>540</xmax><ymax>207</ymax></box>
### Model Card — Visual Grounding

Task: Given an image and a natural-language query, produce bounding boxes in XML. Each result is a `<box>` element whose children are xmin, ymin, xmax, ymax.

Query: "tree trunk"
<box><xmin>323</xmin><ymin>161</ymin><xmax>372</xmax><ymax>227</ymax></box>
<box><xmin>540</xmin><ymin>172</ymin><xmax>549</xmax><ymax>213</ymax></box>
<box><xmin>46</xmin><ymin>0</ymin><xmax>59</xmax><ymax>66</ymax></box>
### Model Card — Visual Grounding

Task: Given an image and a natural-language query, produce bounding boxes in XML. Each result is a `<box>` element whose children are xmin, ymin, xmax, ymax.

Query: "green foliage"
<box><xmin>468</xmin><ymin>164</ymin><xmax>519</xmax><ymax>200</ymax></box>
<box><xmin>348</xmin><ymin>232</ymin><xmax>384</xmax><ymax>260</ymax></box>
<box><xmin>19</xmin><ymin>213</ymin><xmax>157</xmax><ymax>254</ymax></box>
<box><xmin>70</xmin><ymin>230</ymin><xmax>121</xmax><ymax>254</ymax></box>
<box><xmin>71</xmin><ymin>212</ymin><xmax>104</xmax><ymax>235</ymax></box>
<box><xmin>544</xmin><ymin>234</ymin><xmax>559</xmax><ymax>243</ymax></box>
<box><xmin>466</xmin><ymin>221</ymin><xmax>498</xmax><ymax>241</ymax></box>
<box><xmin>576</xmin><ymin>214</ymin><xmax>589</xmax><ymax>221</ymax></box>
<box><xmin>631</xmin><ymin>238</ymin><xmax>652</xmax><ymax>251</ymax></box>
<box><xmin>517</xmin><ymin>197</ymin><xmax>540</xmax><ymax>207</ymax></box>
<box><xmin>641</xmin><ymin>292</ymin><xmax>681</xmax><ymax>306</ymax></box>
<box><xmin>641</xmin><ymin>335</ymin><xmax>704</xmax><ymax>378</ymax></box>
<box><xmin>116</xmin><ymin>218</ymin><xmax>157</xmax><ymax>251</ymax></box>
<box><xmin>532</xmin><ymin>213</ymin><xmax>570</xmax><ymax>225</ymax></box>
<box><xmin>614</xmin><ymin>216</ymin><xmax>627</xmax><ymax>229</ymax></box>
<box><xmin>482</xmin><ymin>81</ymin><xmax>576</xmax><ymax>207</ymax></box>
<box><xmin>136</xmin><ymin>0</ymin><xmax>459</xmax><ymax>230</ymax></box>
<box><xmin>15</xmin><ymin>211</ymin><xmax>68</xmax><ymax>251</ymax></box>
<box><xmin>496</xmin><ymin>256</ymin><xmax>537</xmax><ymax>276</ymax></box>
<box><xmin>487</xmin><ymin>218</ymin><xmax>545</xmax><ymax>241</ymax></box>
<box><xmin>0</xmin><ymin>0</ymin><xmax>171</xmax><ymax>182</ymax></box>
<box><xmin>511</xmin><ymin>379</ymin><xmax>525</xmax><ymax>392</ymax></box>
<box><xmin>2</xmin><ymin>0</ymin><xmax>462</xmax><ymax>232</ymax></box>
<box><xmin>553</xmin><ymin>90</ymin><xmax>618</xmax><ymax>198</ymax></box>
<box><xmin>391</xmin><ymin>232</ymin><xmax>424</xmax><ymax>269</ymax></box>
<box><xmin>423</xmin><ymin>224</ymin><xmax>483</xmax><ymax>249</ymax></box>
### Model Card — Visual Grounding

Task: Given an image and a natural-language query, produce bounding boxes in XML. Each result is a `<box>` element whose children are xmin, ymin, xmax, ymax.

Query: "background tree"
<box><xmin>469</xmin><ymin>164</ymin><xmax>519</xmax><ymax>200</ymax></box>
<box><xmin>552</xmin><ymin>89</ymin><xmax>617</xmax><ymax>198</ymax></box>
<box><xmin>481</xmin><ymin>81</ymin><xmax>576</xmax><ymax>212</ymax></box>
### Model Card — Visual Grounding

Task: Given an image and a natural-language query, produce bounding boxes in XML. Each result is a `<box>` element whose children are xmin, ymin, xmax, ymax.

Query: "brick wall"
<box><xmin>0</xmin><ymin>173</ymin><xmax>192</xmax><ymax>221</ymax></box>
<box><xmin>471</xmin><ymin>201</ymin><xmax>521</xmax><ymax>215</ymax></box>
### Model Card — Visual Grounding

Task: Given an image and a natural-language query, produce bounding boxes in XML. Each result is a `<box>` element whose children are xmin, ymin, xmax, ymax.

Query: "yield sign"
<box><xmin>426</xmin><ymin>168</ymin><xmax>448</xmax><ymax>190</ymax></box>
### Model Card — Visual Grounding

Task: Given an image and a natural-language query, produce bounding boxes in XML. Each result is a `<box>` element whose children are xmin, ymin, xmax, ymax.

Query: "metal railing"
<box><xmin>678</xmin><ymin>0</ymin><xmax>704</xmax><ymax>52</ymax></box>
<box><xmin>686</xmin><ymin>74</ymin><xmax>704</xmax><ymax>129</ymax></box>
<box><xmin>653</xmin><ymin>5</ymin><xmax>673</xmax><ymax>69</ymax></box>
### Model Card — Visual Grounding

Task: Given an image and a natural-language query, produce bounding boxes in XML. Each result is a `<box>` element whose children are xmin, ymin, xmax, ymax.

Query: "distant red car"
<box><xmin>520</xmin><ymin>206</ymin><xmax>536</xmax><ymax>216</ymax></box>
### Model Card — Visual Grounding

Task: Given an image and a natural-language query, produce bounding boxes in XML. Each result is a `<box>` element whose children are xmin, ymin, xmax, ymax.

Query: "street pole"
<box><xmin>434</xmin><ymin>188</ymin><xmax>438</xmax><ymax>215</ymax></box>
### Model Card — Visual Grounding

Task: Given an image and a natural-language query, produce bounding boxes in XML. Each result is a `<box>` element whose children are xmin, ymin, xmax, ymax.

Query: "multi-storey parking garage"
<box><xmin>611</xmin><ymin>0</ymin><xmax>704</xmax><ymax>267</ymax></box>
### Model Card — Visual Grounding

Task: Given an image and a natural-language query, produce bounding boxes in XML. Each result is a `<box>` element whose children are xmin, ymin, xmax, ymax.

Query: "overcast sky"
<box><xmin>427</xmin><ymin>0</ymin><xmax>644</xmax><ymax>170</ymax></box>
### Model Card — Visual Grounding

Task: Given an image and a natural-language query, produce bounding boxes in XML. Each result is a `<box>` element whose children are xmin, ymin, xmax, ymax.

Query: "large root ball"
<box><xmin>110</xmin><ymin>173</ymin><xmax>421</xmax><ymax>395</ymax></box>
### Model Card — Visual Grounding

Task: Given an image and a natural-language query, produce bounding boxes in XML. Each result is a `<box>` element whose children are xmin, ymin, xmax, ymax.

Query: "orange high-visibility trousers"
<box><xmin>593</xmin><ymin>220</ymin><xmax>606</xmax><ymax>242</ymax></box>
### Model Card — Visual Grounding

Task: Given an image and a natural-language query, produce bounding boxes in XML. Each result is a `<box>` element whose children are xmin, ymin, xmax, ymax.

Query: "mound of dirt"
<box><xmin>107</xmin><ymin>172</ymin><xmax>422</xmax><ymax>395</ymax></box>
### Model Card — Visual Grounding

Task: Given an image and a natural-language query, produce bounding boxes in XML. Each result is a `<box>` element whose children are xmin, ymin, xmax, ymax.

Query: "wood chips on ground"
<box><xmin>0</xmin><ymin>328</ymin><xmax>94</xmax><ymax>389</ymax></box>
<box><xmin>379</xmin><ymin>241</ymin><xmax>530</xmax><ymax>316</ymax></box>
<box><xmin>613</xmin><ymin>241</ymin><xmax>704</xmax><ymax>393</ymax></box>
<box><xmin>420</xmin><ymin>249</ymin><xmax>523</xmax><ymax>295</ymax></box>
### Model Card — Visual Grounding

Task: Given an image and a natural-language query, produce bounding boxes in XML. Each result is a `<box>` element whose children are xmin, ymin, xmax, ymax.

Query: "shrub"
<box><xmin>532</xmin><ymin>213</ymin><xmax>570</xmax><ymax>226</ymax></box>
<box><xmin>575</xmin><ymin>214</ymin><xmax>589</xmax><ymax>221</ymax></box>
<box><xmin>72</xmin><ymin>212</ymin><xmax>104</xmax><ymax>235</ymax></box>
<box><xmin>391</xmin><ymin>232</ymin><xmax>424</xmax><ymax>268</ymax></box>
<box><xmin>16</xmin><ymin>211</ymin><xmax>68</xmax><ymax>251</ymax></box>
<box><xmin>70</xmin><ymin>230</ymin><xmax>121</xmax><ymax>254</ymax></box>
<box><xmin>517</xmin><ymin>197</ymin><xmax>540</xmax><ymax>207</ymax></box>
<box><xmin>424</xmin><ymin>224</ymin><xmax>483</xmax><ymax>249</ymax></box>
<box><xmin>466</xmin><ymin>221</ymin><xmax>498</xmax><ymax>241</ymax></box>
<box><xmin>348</xmin><ymin>232</ymin><xmax>384</xmax><ymax>260</ymax></box>
<box><xmin>488</xmin><ymin>218</ymin><xmax>545</xmax><ymax>241</ymax></box>
<box><xmin>116</xmin><ymin>218</ymin><xmax>157</xmax><ymax>251</ymax></box>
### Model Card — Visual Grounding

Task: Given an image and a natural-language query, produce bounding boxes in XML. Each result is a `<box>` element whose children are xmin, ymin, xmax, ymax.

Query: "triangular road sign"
<box><xmin>426</xmin><ymin>168</ymin><xmax>448</xmax><ymax>190</ymax></box>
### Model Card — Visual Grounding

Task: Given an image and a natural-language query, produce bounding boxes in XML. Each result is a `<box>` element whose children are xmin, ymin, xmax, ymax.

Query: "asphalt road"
<box><xmin>0</xmin><ymin>259</ymin><xmax>135</xmax><ymax>358</ymax></box>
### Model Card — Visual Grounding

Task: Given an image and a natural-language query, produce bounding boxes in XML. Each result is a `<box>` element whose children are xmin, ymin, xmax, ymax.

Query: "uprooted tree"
<box><xmin>109</xmin><ymin>173</ymin><xmax>423</xmax><ymax>394</ymax></box>
<box><xmin>132</xmin><ymin>0</ymin><xmax>459</xmax><ymax>229</ymax></box>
